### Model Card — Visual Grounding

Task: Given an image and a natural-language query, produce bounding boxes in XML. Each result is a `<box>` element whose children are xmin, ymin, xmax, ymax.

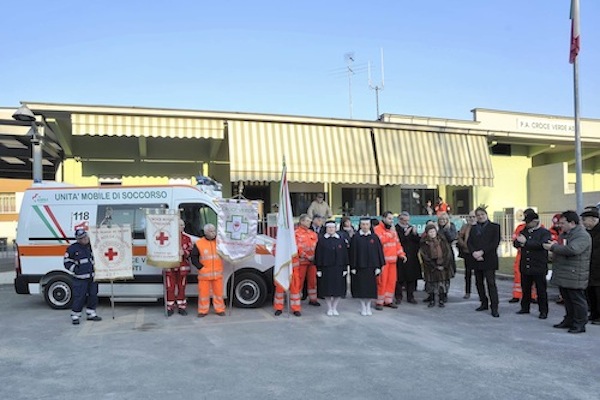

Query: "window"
<box><xmin>97</xmin><ymin>204</ymin><xmax>168</xmax><ymax>239</ymax></box>
<box><xmin>179</xmin><ymin>203</ymin><xmax>218</xmax><ymax>237</ymax></box>
<box><xmin>400</xmin><ymin>188</ymin><xmax>438</xmax><ymax>216</ymax></box>
<box><xmin>341</xmin><ymin>188</ymin><xmax>381</xmax><ymax>216</ymax></box>
<box><xmin>0</xmin><ymin>193</ymin><xmax>16</xmax><ymax>213</ymax></box>
<box><xmin>290</xmin><ymin>193</ymin><xmax>319</xmax><ymax>216</ymax></box>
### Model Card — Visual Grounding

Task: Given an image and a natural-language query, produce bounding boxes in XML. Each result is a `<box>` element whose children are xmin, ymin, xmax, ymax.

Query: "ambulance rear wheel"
<box><xmin>232</xmin><ymin>272</ymin><xmax>268</xmax><ymax>308</ymax></box>
<box><xmin>44</xmin><ymin>276</ymin><xmax>73</xmax><ymax>310</ymax></box>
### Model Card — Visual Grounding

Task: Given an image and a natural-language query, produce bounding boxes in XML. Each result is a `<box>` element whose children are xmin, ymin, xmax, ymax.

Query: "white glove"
<box><xmin>351</xmin><ymin>269</ymin><xmax>357</xmax><ymax>275</ymax></box>
<box><xmin>316</xmin><ymin>271</ymin><xmax>322</xmax><ymax>277</ymax></box>
<box><xmin>342</xmin><ymin>270</ymin><xmax>348</xmax><ymax>277</ymax></box>
<box><xmin>375</xmin><ymin>268</ymin><xmax>381</xmax><ymax>276</ymax></box>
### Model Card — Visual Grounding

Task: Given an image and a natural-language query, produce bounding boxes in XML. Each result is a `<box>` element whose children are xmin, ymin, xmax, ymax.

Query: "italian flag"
<box><xmin>570</xmin><ymin>0</ymin><xmax>580</xmax><ymax>64</ymax></box>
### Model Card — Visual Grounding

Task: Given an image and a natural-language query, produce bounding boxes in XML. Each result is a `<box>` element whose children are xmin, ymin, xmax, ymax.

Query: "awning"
<box><xmin>72</xmin><ymin>114</ymin><xmax>225</xmax><ymax>139</ymax></box>
<box><xmin>373</xmin><ymin>129</ymin><xmax>494</xmax><ymax>186</ymax></box>
<box><xmin>228</xmin><ymin>121</ymin><xmax>378</xmax><ymax>184</ymax></box>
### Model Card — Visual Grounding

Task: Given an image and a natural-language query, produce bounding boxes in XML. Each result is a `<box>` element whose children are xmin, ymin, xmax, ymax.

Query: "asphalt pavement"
<box><xmin>0</xmin><ymin>274</ymin><xmax>598</xmax><ymax>400</ymax></box>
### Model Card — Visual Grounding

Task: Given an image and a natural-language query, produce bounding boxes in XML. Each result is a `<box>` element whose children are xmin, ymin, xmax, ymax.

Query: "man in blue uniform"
<box><xmin>64</xmin><ymin>229</ymin><xmax>102</xmax><ymax>325</ymax></box>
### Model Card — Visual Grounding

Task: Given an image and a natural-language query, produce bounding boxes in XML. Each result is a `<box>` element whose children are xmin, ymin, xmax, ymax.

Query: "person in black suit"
<box><xmin>467</xmin><ymin>206</ymin><xmax>501</xmax><ymax>317</ymax></box>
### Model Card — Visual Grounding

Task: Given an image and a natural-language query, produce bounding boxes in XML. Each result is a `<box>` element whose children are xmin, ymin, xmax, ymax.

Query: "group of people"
<box><xmin>62</xmin><ymin>193</ymin><xmax>600</xmax><ymax>333</ymax></box>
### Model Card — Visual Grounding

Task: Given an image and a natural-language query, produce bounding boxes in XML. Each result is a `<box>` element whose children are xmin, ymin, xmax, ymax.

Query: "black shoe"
<box><xmin>178</xmin><ymin>309</ymin><xmax>188</xmax><ymax>316</ymax></box>
<box><xmin>491</xmin><ymin>311</ymin><xmax>500</xmax><ymax>318</ymax></box>
<box><xmin>516</xmin><ymin>309</ymin><xmax>530</xmax><ymax>315</ymax></box>
<box><xmin>423</xmin><ymin>295</ymin><xmax>433</xmax><ymax>303</ymax></box>
<box><xmin>308</xmin><ymin>301</ymin><xmax>321</xmax><ymax>307</ymax></box>
<box><xmin>197</xmin><ymin>313</ymin><xmax>207</xmax><ymax>318</ymax></box>
<box><xmin>384</xmin><ymin>303</ymin><xmax>398</xmax><ymax>309</ymax></box>
<box><xmin>87</xmin><ymin>315</ymin><xmax>102</xmax><ymax>321</ymax></box>
<box><xmin>463</xmin><ymin>293</ymin><xmax>471</xmax><ymax>299</ymax></box>
<box><xmin>591</xmin><ymin>320</ymin><xmax>600</xmax><ymax>325</ymax></box>
<box><xmin>553</xmin><ymin>321</ymin><xmax>571</xmax><ymax>329</ymax></box>
<box><xmin>438</xmin><ymin>302</ymin><xmax>445</xmax><ymax>308</ymax></box>
<box><xmin>72</xmin><ymin>318</ymin><xmax>80</xmax><ymax>325</ymax></box>
<box><xmin>167</xmin><ymin>309</ymin><xmax>175</xmax><ymax>317</ymax></box>
<box><xmin>568</xmin><ymin>327</ymin><xmax>586</xmax><ymax>334</ymax></box>
<box><xmin>407</xmin><ymin>298</ymin><xmax>418</xmax><ymax>304</ymax></box>
<box><xmin>293</xmin><ymin>311</ymin><xmax>302</xmax><ymax>317</ymax></box>
<box><xmin>274</xmin><ymin>310</ymin><xmax>282</xmax><ymax>316</ymax></box>
<box><xmin>539</xmin><ymin>313</ymin><xmax>548</xmax><ymax>319</ymax></box>
<box><xmin>476</xmin><ymin>305</ymin><xmax>489</xmax><ymax>312</ymax></box>
<box><xmin>374</xmin><ymin>305</ymin><xmax>383</xmax><ymax>311</ymax></box>
<box><xmin>508</xmin><ymin>297</ymin><xmax>519</xmax><ymax>303</ymax></box>
<box><xmin>427</xmin><ymin>301</ymin><xmax>435</xmax><ymax>308</ymax></box>
<box><xmin>216</xmin><ymin>312</ymin><xmax>226</xmax><ymax>317</ymax></box>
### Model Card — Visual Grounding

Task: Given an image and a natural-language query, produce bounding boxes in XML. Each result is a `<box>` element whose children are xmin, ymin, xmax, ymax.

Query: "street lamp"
<box><xmin>12</xmin><ymin>105</ymin><xmax>43</xmax><ymax>183</ymax></box>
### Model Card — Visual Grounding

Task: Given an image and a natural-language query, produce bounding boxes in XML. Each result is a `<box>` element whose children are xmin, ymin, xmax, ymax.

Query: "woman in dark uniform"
<box><xmin>315</xmin><ymin>221</ymin><xmax>349</xmax><ymax>316</ymax></box>
<box><xmin>349</xmin><ymin>218</ymin><xmax>386</xmax><ymax>316</ymax></box>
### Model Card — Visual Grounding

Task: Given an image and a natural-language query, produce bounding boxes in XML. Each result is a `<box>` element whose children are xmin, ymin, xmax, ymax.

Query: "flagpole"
<box><xmin>573</xmin><ymin>57</ymin><xmax>583</xmax><ymax>214</ymax></box>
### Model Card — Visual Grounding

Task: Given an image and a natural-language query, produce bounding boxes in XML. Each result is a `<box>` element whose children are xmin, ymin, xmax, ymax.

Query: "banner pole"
<box><xmin>111</xmin><ymin>280</ymin><xmax>115</xmax><ymax>319</ymax></box>
<box><xmin>228</xmin><ymin>266</ymin><xmax>235</xmax><ymax>316</ymax></box>
<box><xmin>163</xmin><ymin>269</ymin><xmax>168</xmax><ymax>317</ymax></box>
<box><xmin>286</xmin><ymin>289</ymin><xmax>290</xmax><ymax>318</ymax></box>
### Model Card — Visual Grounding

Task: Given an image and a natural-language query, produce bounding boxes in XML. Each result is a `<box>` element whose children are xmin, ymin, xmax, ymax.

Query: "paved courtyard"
<box><xmin>0</xmin><ymin>273</ymin><xmax>598</xmax><ymax>400</ymax></box>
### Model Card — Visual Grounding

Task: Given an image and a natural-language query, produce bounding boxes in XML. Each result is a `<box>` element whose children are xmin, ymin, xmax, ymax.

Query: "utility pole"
<box><xmin>344</xmin><ymin>52</ymin><xmax>355</xmax><ymax>119</ymax></box>
<box><xmin>368</xmin><ymin>48</ymin><xmax>385</xmax><ymax>119</ymax></box>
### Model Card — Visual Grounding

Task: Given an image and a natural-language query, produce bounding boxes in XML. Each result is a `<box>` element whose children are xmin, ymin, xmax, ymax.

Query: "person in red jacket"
<box><xmin>165</xmin><ymin>219</ymin><xmax>193</xmax><ymax>316</ymax></box>
<box><xmin>273</xmin><ymin>214</ymin><xmax>318</xmax><ymax>316</ymax></box>
<box><xmin>374</xmin><ymin>211</ymin><xmax>407</xmax><ymax>310</ymax></box>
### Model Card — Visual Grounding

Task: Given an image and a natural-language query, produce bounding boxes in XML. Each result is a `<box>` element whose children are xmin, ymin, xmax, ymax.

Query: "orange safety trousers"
<box><xmin>197</xmin><ymin>277</ymin><xmax>225</xmax><ymax>314</ymax></box>
<box><xmin>274</xmin><ymin>264</ymin><xmax>311</xmax><ymax>312</ymax></box>
<box><xmin>377</xmin><ymin>262</ymin><xmax>397</xmax><ymax>306</ymax></box>
<box><xmin>512</xmin><ymin>251</ymin><xmax>537</xmax><ymax>300</ymax></box>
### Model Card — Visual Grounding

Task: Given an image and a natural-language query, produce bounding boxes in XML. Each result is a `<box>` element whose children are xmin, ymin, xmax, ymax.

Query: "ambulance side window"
<box><xmin>179</xmin><ymin>203</ymin><xmax>217</xmax><ymax>237</ymax></box>
<box><xmin>97</xmin><ymin>204</ymin><xmax>168</xmax><ymax>239</ymax></box>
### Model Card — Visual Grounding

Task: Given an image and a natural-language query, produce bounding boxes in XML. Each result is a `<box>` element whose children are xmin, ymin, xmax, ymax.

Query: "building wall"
<box><xmin>0</xmin><ymin>178</ymin><xmax>32</xmax><ymax>243</ymax></box>
<box><xmin>474</xmin><ymin>155</ymin><xmax>530</xmax><ymax>219</ymax></box>
<box><xmin>530</xmin><ymin>163</ymin><xmax>600</xmax><ymax>213</ymax></box>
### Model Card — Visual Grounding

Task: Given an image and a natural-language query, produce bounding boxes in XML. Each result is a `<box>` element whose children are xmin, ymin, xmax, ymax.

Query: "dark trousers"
<box><xmin>559</xmin><ymin>287</ymin><xmax>588</xmax><ymax>329</ymax></box>
<box><xmin>72</xmin><ymin>277</ymin><xmax>99</xmax><ymax>313</ymax></box>
<box><xmin>395</xmin><ymin>280</ymin><xmax>416</xmax><ymax>302</ymax></box>
<box><xmin>521</xmin><ymin>274</ymin><xmax>548</xmax><ymax>314</ymax></box>
<box><xmin>588</xmin><ymin>286</ymin><xmax>600</xmax><ymax>321</ymax></box>
<box><xmin>465</xmin><ymin>267</ymin><xmax>474</xmax><ymax>294</ymax></box>
<box><xmin>475</xmin><ymin>269</ymin><xmax>499</xmax><ymax>311</ymax></box>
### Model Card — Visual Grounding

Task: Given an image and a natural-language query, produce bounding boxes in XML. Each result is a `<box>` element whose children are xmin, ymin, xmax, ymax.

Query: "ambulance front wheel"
<box><xmin>43</xmin><ymin>275</ymin><xmax>73</xmax><ymax>309</ymax></box>
<box><xmin>232</xmin><ymin>272</ymin><xmax>268</xmax><ymax>308</ymax></box>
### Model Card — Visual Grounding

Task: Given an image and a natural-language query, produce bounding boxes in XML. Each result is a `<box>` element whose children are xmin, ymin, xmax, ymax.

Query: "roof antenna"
<box><xmin>368</xmin><ymin>48</ymin><xmax>385</xmax><ymax>119</ymax></box>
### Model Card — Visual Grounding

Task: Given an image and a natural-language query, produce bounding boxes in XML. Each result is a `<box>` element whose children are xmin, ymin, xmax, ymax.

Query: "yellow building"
<box><xmin>1</xmin><ymin>101</ymin><xmax>600</xmax><ymax>242</ymax></box>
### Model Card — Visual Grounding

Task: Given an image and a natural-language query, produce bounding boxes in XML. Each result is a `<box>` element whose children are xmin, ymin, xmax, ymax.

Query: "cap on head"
<box><xmin>75</xmin><ymin>229</ymin><xmax>88</xmax><ymax>239</ymax></box>
<box><xmin>580</xmin><ymin>208</ymin><xmax>600</xmax><ymax>219</ymax></box>
<box><xmin>523</xmin><ymin>212</ymin><xmax>539</xmax><ymax>223</ymax></box>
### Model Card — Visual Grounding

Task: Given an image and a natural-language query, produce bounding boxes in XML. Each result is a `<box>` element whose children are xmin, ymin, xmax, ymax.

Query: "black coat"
<box><xmin>467</xmin><ymin>221</ymin><xmax>501</xmax><ymax>271</ymax></box>
<box><xmin>315</xmin><ymin>235</ymin><xmax>349</xmax><ymax>297</ymax></box>
<box><xmin>513</xmin><ymin>224</ymin><xmax>551</xmax><ymax>276</ymax></box>
<box><xmin>349</xmin><ymin>232</ymin><xmax>385</xmax><ymax>299</ymax></box>
<box><xmin>395</xmin><ymin>223</ymin><xmax>422</xmax><ymax>282</ymax></box>
<box><xmin>587</xmin><ymin>222</ymin><xmax>600</xmax><ymax>286</ymax></box>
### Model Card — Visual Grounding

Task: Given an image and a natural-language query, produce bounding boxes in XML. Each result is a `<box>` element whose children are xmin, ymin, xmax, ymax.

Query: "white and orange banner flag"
<box><xmin>570</xmin><ymin>0</ymin><xmax>580</xmax><ymax>64</ymax></box>
<box><xmin>89</xmin><ymin>225</ymin><xmax>133</xmax><ymax>281</ymax></box>
<box><xmin>216</xmin><ymin>199</ymin><xmax>259</xmax><ymax>263</ymax></box>
<box><xmin>273</xmin><ymin>160</ymin><xmax>297</xmax><ymax>291</ymax></box>
<box><xmin>145</xmin><ymin>213</ymin><xmax>180</xmax><ymax>269</ymax></box>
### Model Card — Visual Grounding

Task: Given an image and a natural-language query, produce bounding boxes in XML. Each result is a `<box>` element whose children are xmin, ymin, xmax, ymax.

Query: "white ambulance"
<box><xmin>14</xmin><ymin>181</ymin><xmax>275</xmax><ymax>309</ymax></box>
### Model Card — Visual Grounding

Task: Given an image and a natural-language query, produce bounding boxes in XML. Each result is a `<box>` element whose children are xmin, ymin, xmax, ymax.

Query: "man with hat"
<box><xmin>509</xmin><ymin>208</ymin><xmax>539</xmax><ymax>304</ymax></box>
<box><xmin>580</xmin><ymin>207</ymin><xmax>600</xmax><ymax>325</ymax></box>
<box><xmin>513</xmin><ymin>211</ymin><xmax>551</xmax><ymax>319</ymax></box>
<box><xmin>63</xmin><ymin>228</ymin><xmax>102</xmax><ymax>325</ymax></box>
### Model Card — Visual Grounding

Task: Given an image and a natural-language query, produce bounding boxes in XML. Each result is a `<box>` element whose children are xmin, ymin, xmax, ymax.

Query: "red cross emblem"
<box><xmin>156</xmin><ymin>231</ymin><xmax>169</xmax><ymax>245</ymax></box>
<box><xmin>104</xmin><ymin>248</ymin><xmax>118</xmax><ymax>261</ymax></box>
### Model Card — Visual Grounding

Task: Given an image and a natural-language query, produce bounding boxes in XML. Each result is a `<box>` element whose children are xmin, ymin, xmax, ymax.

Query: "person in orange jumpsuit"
<box><xmin>374</xmin><ymin>211</ymin><xmax>407</xmax><ymax>310</ymax></box>
<box><xmin>434</xmin><ymin>196</ymin><xmax>451</xmax><ymax>216</ymax></box>
<box><xmin>165</xmin><ymin>218</ymin><xmax>193</xmax><ymax>316</ymax></box>
<box><xmin>273</xmin><ymin>214</ymin><xmax>318</xmax><ymax>317</ymax></box>
<box><xmin>549</xmin><ymin>213</ymin><xmax>565</xmax><ymax>304</ymax></box>
<box><xmin>191</xmin><ymin>223</ymin><xmax>226</xmax><ymax>317</ymax></box>
<box><xmin>510</xmin><ymin>209</ymin><xmax>538</xmax><ymax>303</ymax></box>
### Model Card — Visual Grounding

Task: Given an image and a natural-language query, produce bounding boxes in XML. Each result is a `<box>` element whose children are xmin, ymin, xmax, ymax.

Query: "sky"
<box><xmin>1</xmin><ymin>1</ymin><xmax>599</xmax><ymax>122</ymax></box>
